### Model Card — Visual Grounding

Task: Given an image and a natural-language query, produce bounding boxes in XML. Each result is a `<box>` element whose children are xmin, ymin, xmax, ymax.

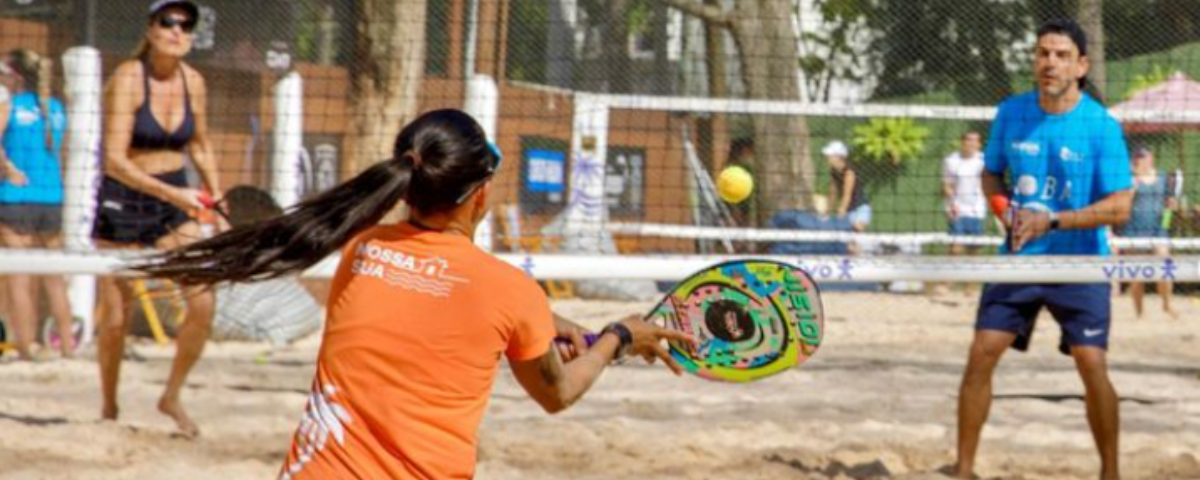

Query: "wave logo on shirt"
<box><xmin>351</xmin><ymin>243</ymin><xmax>468</xmax><ymax>297</ymax></box>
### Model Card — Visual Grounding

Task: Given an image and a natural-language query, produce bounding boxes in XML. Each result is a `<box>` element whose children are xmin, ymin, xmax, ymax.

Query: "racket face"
<box><xmin>647</xmin><ymin>260</ymin><xmax>823</xmax><ymax>383</ymax></box>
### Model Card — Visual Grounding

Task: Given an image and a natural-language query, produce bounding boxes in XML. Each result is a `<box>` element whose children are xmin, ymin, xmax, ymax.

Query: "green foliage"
<box><xmin>851</xmin><ymin>118</ymin><xmax>931</xmax><ymax>166</ymax></box>
<box><xmin>425</xmin><ymin>0</ymin><xmax>454</xmax><ymax>76</ymax></box>
<box><xmin>801</xmin><ymin>0</ymin><xmax>872</xmax><ymax>102</ymax></box>
<box><xmin>293</xmin><ymin>0</ymin><xmax>323</xmax><ymax>63</ymax></box>
<box><xmin>506</xmin><ymin>0</ymin><xmax>551</xmax><ymax>83</ymax></box>
<box><xmin>1096</xmin><ymin>0</ymin><xmax>1200</xmax><ymax>62</ymax></box>
<box><xmin>627</xmin><ymin>0</ymin><xmax>653</xmax><ymax>36</ymax></box>
<box><xmin>1124</xmin><ymin>65</ymin><xmax>1172</xmax><ymax>100</ymax></box>
<box><xmin>867</xmin><ymin>0</ymin><xmax>1027</xmax><ymax>106</ymax></box>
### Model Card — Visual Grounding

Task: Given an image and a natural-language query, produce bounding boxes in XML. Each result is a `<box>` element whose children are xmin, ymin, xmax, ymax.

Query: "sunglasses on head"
<box><xmin>156</xmin><ymin>15</ymin><xmax>197</xmax><ymax>33</ymax></box>
<box><xmin>484</xmin><ymin>141</ymin><xmax>503</xmax><ymax>173</ymax></box>
<box><xmin>454</xmin><ymin>141</ymin><xmax>504</xmax><ymax>204</ymax></box>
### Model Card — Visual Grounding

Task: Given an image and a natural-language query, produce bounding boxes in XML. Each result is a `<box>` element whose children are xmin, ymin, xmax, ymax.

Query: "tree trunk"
<box><xmin>346</xmin><ymin>0</ymin><xmax>427</xmax><ymax>175</ymax></box>
<box><xmin>697</xmin><ymin>0</ymin><xmax>727</xmax><ymax>172</ymax></box>
<box><xmin>730</xmin><ymin>0</ymin><xmax>815</xmax><ymax>226</ymax></box>
<box><xmin>1077</xmin><ymin>0</ymin><xmax>1106</xmax><ymax>99</ymax></box>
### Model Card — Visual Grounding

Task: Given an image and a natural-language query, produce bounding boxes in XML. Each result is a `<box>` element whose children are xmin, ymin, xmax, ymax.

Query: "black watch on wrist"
<box><xmin>1048</xmin><ymin>211</ymin><xmax>1060</xmax><ymax>231</ymax></box>
<box><xmin>600</xmin><ymin>322</ymin><xmax>633</xmax><ymax>361</ymax></box>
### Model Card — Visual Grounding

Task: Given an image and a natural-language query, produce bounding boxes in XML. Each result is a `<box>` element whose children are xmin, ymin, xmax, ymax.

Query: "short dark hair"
<box><xmin>1037</xmin><ymin>18</ymin><xmax>1089</xmax><ymax>89</ymax></box>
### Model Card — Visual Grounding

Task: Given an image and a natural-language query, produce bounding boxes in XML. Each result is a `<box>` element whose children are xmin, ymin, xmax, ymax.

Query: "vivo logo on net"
<box><xmin>1101</xmin><ymin>259</ymin><xmax>1177</xmax><ymax>281</ymax></box>
<box><xmin>793</xmin><ymin>259</ymin><xmax>855</xmax><ymax>281</ymax></box>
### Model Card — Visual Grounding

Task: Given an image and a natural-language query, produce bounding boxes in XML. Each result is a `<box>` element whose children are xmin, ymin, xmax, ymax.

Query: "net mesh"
<box><xmin>0</xmin><ymin>0</ymin><xmax>1197</xmax><ymax>284</ymax></box>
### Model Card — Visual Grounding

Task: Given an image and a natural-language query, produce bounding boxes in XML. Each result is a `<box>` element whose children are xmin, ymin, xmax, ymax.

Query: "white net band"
<box><xmin>3</xmin><ymin>249</ymin><xmax>1197</xmax><ymax>283</ymax></box>
<box><xmin>607</xmin><ymin>222</ymin><xmax>1200</xmax><ymax>250</ymax></box>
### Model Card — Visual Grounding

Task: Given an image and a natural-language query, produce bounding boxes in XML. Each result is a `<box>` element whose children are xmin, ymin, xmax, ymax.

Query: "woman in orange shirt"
<box><xmin>140</xmin><ymin>109</ymin><xmax>691</xmax><ymax>479</ymax></box>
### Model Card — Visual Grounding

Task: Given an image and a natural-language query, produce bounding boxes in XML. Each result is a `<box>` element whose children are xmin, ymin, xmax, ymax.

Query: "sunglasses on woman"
<box><xmin>454</xmin><ymin>142</ymin><xmax>504</xmax><ymax>205</ymax></box>
<box><xmin>157</xmin><ymin>15</ymin><xmax>197</xmax><ymax>33</ymax></box>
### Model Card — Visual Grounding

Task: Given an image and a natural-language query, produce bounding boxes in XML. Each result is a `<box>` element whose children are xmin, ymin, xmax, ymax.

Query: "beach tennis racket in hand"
<box><xmin>569</xmin><ymin>259</ymin><xmax>824</xmax><ymax>383</ymax></box>
<box><xmin>197</xmin><ymin>191</ymin><xmax>231</xmax><ymax>223</ymax></box>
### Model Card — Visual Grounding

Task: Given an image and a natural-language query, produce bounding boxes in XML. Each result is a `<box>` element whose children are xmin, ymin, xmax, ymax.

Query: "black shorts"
<box><xmin>92</xmin><ymin>170</ymin><xmax>192</xmax><ymax>247</ymax></box>
<box><xmin>0</xmin><ymin>203</ymin><xmax>62</xmax><ymax>235</ymax></box>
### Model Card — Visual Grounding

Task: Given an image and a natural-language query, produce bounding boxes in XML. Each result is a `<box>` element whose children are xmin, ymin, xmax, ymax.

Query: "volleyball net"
<box><xmin>1</xmin><ymin>2</ymin><xmax>1200</xmax><ymax>292</ymax></box>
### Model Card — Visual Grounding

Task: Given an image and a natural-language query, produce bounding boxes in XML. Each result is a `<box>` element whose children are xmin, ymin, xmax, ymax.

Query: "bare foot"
<box><xmin>936</xmin><ymin>463</ymin><xmax>980</xmax><ymax>479</ymax></box>
<box><xmin>18</xmin><ymin>347</ymin><xmax>53</xmax><ymax>363</ymax></box>
<box><xmin>158</xmin><ymin>397</ymin><xmax>200</xmax><ymax>439</ymax></box>
<box><xmin>60</xmin><ymin>340</ymin><xmax>76</xmax><ymax>359</ymax></box>
<box><xmin>101</xmin><ymin>404</ymin><xmax>119</xmax><ymax>421</ymax></box>
<box><xmin>1165</xmin><ymin>308</ymin><xmax>1180</xmax><ymax>320</ymax></box>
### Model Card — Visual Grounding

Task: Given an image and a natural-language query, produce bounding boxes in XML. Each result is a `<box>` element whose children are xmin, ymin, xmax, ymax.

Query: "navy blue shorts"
<box><xmin>950</xmin><ymin>216</ymin><xmax>985</xmax><ymax>236</ymax></box>
<box><xmin>976</xmin><ymin>283</ymin><xmax>1111</xmax><ymax>355</ymax></box>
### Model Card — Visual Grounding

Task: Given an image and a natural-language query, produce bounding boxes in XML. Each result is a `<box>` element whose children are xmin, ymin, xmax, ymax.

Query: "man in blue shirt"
<box><xmin>952</xmin><ymin>19</ymin><xmax>1133</xmax><ymax>480</ymax></box>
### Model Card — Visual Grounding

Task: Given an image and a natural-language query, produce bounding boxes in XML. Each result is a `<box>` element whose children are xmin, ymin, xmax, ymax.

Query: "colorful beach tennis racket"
<box><xmin>566</xmin><ymin>259</ymin><xmax>824</xmax><ymax>383</ymax></box>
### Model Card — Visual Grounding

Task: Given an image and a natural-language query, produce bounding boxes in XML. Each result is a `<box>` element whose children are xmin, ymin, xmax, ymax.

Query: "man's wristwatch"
<box><xmin>600</xmin><ymin>322</ymin><xmax>633</xmax><ymax>361</ymax></box>
<box><xmin>1048</xmin><ymin>211</ymin><xmax>1060</xmax><ymax>231</ymax></box>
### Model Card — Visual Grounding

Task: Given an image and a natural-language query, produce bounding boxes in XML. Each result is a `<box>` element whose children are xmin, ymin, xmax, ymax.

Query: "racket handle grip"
<box><xmin>554</xmin><ymin>333</ymin><xmax>600</xmax><ymax>347</ymax></box>
<box><xmin>197</xmin><ymin>191</ymin><xmax>216</xmax><ymax>209</ymax></box>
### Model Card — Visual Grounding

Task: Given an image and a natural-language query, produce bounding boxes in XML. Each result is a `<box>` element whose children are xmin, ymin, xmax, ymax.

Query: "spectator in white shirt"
<box><xmin>936</xmin><ymin>131</ymin><xmax>987</xmax><ymax>296</ymax></box>
<box><xmin>943</xmin><ymin>131</ymin><xmax>987</xmax><ymax>253</ymax></box>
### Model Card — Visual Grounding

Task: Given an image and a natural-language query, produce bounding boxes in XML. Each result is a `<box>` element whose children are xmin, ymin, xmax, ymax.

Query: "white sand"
<box><xmin>1</xmin><ymin>291</ymin><xmax>1198</xmax><ymax>480</ymax></box>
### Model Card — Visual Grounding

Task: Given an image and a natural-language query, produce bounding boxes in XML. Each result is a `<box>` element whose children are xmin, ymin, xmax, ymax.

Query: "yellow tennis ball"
<box><xmin>717</xmin><ymin>166</ymin><xmax>754</xmax><ymax>204</ymax></box>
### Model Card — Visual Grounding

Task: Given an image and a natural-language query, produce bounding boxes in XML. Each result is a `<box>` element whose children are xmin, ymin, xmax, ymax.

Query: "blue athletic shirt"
<box><xmin>1</xmin><ymin>91</ymin><xmax>66</xmax><ymax>204</ymax></box>
<box><xmin>984</xmin><ymin>92</ymin><xmax>1132</xmax><ymax>255</ymax></box>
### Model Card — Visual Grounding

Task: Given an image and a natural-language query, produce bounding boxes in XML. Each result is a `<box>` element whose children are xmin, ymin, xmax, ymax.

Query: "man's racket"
<box><xmin>567</xmin><ymin>259</ymin><xmax>824</xmax><ymax>383</ymax></box>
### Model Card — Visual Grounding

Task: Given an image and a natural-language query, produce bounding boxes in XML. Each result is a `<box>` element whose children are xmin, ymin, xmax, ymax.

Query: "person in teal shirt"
<box><xmin>0</xmin><ymin>49</ymin><xmax>75</xmax><ymax>360</ymax></box>
<box><xmin>953</xmin><ymin>19</ymin><xmax>1133</xmax><ymax>480</ymax></box>
<box><xmin>1115</xmin><ymin>145</ymin><xmax>1178</xmax><ymax>318</ymax></box>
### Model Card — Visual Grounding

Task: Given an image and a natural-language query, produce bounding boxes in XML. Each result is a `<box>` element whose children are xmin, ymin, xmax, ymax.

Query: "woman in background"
<box><xmin>92</xmin><ymin>0</ymin><xmax>220</xmax><ymax>437</ymax></box>
<box><xmin>1116</xmin><ymin>145</ymin><xmax>1178</xmax><ymax>319</ymax></box>
<box><xmin>0</xmin><ymin>49</ymin><xmax>75</xmax><ymax>360</ymax></box>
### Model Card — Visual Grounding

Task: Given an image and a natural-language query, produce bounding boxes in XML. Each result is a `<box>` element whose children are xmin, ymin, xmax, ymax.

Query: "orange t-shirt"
<box><xmin>278</xmin><ymin>223</ymin><xmax>555</xmax><ymax>480</ymax></box>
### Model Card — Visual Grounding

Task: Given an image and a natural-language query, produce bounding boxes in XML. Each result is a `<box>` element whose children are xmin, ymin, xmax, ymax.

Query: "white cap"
<box><xmin>822</xmin><ymin>140</ymin><xmax>848</xmax><ymax>157</ymax></box>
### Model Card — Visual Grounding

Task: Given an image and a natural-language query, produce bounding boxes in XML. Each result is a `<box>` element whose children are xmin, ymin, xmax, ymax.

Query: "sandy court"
<box><xmin>0</xmin><ymin>290</ymin><xmax>1198</xmax><ymax>480</ymax></box>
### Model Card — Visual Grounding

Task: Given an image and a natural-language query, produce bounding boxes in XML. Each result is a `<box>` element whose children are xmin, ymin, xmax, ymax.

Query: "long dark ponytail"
<box><xmin>135</xmin><ymin>109</ymin><xmax>497</xmax><ymax>285</ymax></box>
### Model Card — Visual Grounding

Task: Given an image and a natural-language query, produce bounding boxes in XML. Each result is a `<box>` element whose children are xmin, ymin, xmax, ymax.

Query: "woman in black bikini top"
<box><xmin>92</xmin><ymin>0</ymin><xmax>219</xmax><ymax>440</ymax></box>
<box><xmin>130</xmin><ymin>55</ymin><xmax>195</xmax><ymax>152</ymax></box>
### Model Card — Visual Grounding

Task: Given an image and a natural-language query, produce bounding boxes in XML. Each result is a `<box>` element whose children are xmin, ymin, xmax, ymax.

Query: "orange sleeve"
<box><xmin>504</xmin><ymin>280</ymin><xmax>555</xmax><ymax>362</ymax></box>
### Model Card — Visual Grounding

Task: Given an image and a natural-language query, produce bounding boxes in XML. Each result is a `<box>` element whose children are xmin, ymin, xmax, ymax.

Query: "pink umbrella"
<box><xmin>1112</xmin><ymin>72</ymin><xmax>1200</xmax><ymax>134</ymax></box>
<box><xmin>1111</xmin><ymin>72</ymin><xmax>1200</xmax><ymax>230</ymax></box>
